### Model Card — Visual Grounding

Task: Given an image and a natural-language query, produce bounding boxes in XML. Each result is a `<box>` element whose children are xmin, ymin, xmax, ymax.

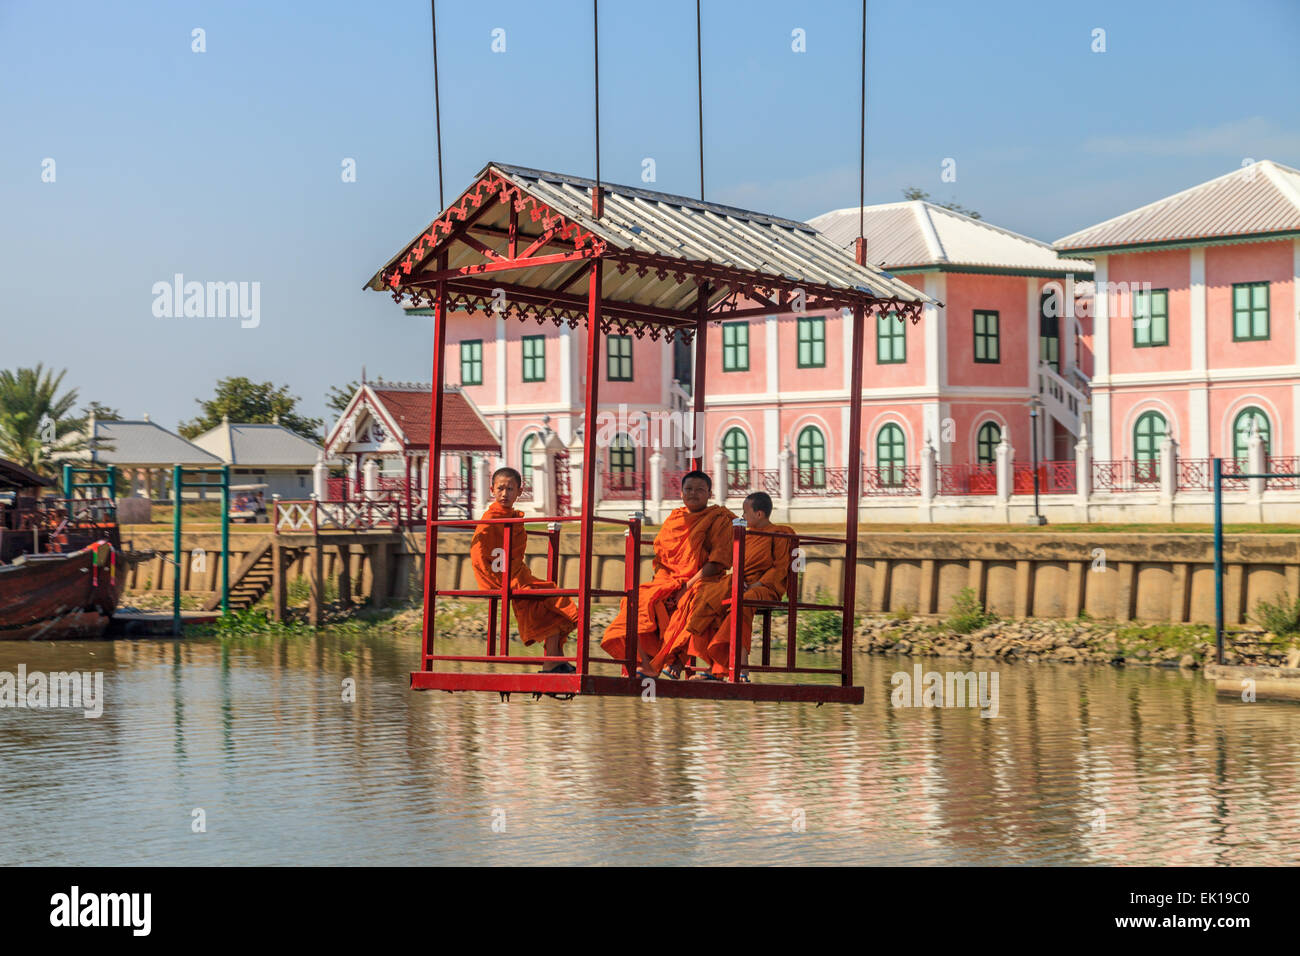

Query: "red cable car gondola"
<box><xmin>364</xmin><ymin>162</ymin><xmax>931</xmax><ymax>704</ymax></box>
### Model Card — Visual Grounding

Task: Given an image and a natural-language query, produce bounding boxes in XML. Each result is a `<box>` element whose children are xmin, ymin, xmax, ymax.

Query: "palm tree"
<box><xmin>0</xmin><ymin>364</ymin><xmax>93</xmax><ymax>476</ymax></box>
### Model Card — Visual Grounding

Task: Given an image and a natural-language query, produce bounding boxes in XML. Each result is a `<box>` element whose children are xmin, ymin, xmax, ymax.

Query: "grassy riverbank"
<box><xmin>124</xmin><ymin>584</ymin><xmax>1300</xmax><ymax>671</ymax></box>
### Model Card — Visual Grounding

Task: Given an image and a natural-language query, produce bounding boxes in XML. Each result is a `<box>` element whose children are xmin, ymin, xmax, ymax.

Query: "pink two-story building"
<box><xmin>1055</xmin><ymin>160</ymin><xmax>1300</xmax><ymax>473</ymax></box>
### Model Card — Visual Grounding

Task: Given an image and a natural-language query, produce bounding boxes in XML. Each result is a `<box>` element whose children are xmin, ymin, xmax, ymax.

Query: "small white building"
<box><xmin>190</xmin><ymin>416</ymin><xmax>332</xmax><ymax>500</ymax></box>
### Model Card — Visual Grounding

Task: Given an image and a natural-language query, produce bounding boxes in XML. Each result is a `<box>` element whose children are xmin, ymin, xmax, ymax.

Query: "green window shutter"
<box><xmin>522</xmin><ymin>336</ymin><xmax>546</xmax><ymax>382</ymax></box>
<box><xmin>723</xmin><ymin>322</ymin><xmax>749</xmax><ymax>371</ymax></box>
<box><xmin>460</xmin><ymin>340</ymin><xmax>483</xmax><ymax>385</ymax></box>
<box><xmin>797</xmin><ymin>317</ymin><xmax>825</xmax><ymax>368</ymax></box>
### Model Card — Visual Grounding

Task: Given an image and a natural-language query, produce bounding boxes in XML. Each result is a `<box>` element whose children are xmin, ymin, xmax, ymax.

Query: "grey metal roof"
<box><xmin>190</xmin><ymin>421</ymin><xmax>326</xmax><ymax>467</ymax></box>
<box><xmin>811</xmin><ymin>201</ymin><xmax>1093</xmax><ymax>275</ymax></box>
<box><xmin>366</xmin><ymin>162</ymin><xmax>933</xmax><ymax>320</ymax></box>
<box><xmin>1055</xmin><ymin>160</ymin><xmax>1300</xmax><ymax>253</ymax></box>
<box><xmin>90</xmin><ymin>421</ymin><xmax>222</xmax><ymax>466</ymax></box>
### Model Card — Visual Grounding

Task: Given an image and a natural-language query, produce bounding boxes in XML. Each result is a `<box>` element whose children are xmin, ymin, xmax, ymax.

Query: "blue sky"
<box><xmin>2</xmin><ymin>0</ymin><xmax>1297</xmax><ymax>431</ymax></box>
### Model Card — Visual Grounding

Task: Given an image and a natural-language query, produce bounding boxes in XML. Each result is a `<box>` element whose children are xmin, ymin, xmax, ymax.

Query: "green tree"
<box><xmin>83</xmin><ymin>401</ymin><xmax>121</xmax><ymax>420</ymax></box>
<box><xmin>901</xmin><ymin>187</ymin><xmax>982</xmax><ymax>220</ymax></box>
<box><xmin>0</xmin><ymin>364</ymin><xmax>94</xmax><ymax>475</ymax></box>
<box><xmin>326</xmin><ymin>381</ymin><xmax>360</xmax><ymax>416</ymax></box>
<box><xmin>180</xmin><ymin>377</ymin><xmax>323</xmax><ymax>441</ymax></box>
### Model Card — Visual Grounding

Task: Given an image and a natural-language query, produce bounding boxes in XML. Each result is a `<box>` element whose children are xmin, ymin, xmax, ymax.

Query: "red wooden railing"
<box><xmin>1091</xmin><ymin>459</ymin><xmax>1160</xmax><ymax>493</ymax></box>
<box><xmin>1012</xmin><ymin>460</ymin><xmax>1076</xmax><ymax>494</ymax></box>
<box><xmin>1267</xmin><ymin>456</ymin><xmax>1300</xmax><ymax>490</ymax></box>
<box><xmin>936</xmin><ymin>463</ymin><xmax>997</xmax><ymax>496</ymax></box>
<box><xmin>862</xmin><ymin>464</ymin><xmax>920</xmax><ymax>496</ymax></box>
<box><xmin>601</xmin><ymin>470</ymin><xmax>645</xmax><ymax>500</ymax></box>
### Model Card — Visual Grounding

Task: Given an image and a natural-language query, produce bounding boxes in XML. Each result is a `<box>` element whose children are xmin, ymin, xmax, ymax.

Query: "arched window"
<box><xmin>796</xmin><ymin>426</ymin><xmax>826</xmax><ymax>489</ymax></box>
<box><xmin>877</xmin><ymin>423</ymin><xmax>906</xmax><ymax>486</ymax></box>
<box><xmin>610</xmin><ymin>433</ymin><xmax>637</xmax><ymax>489</ymax></box>
<box><xmin>520</xmin><ymin>433</ymin><xmax>536</xmax><ymax>475</ymax></box>
<box><xmin>1232</xmin><ymin>407</ymin><xmax>1270</xmax><ymax>463</ymax></box>
<box><xmin>976</xmin><ymin>422</ymin><xmax>1001</xmax><ymax>465</ymax></box>
<box><xmin>1133</xmin><ymin>410</ymin><xmax>1167</xmax><ymax>481</ymax></box>
<box><xmin>722</xmin><ymin>427</ymin><xmax>749</xmax><ymax>491</ymax></box>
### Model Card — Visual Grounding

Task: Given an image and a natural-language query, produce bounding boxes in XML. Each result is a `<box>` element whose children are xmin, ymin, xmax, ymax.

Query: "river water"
<box><xmin>1</xmin><ymin>631</ymin><xmax>1296</xmax><ymax>866</ymax></box>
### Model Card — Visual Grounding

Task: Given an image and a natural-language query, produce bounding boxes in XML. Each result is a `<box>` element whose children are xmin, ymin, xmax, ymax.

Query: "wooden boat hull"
<box><xmin>0</xmin><ymin>546</ymin><xmax>124</xmax><ymax>641</ymax></box>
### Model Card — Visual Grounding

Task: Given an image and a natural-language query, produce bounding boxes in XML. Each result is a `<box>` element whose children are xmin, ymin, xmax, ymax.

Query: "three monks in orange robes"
<box><xmin>470</xmin><ymin>468</ymin><xmax>580</xmax><ymax>673</ymax></box>
<box><xmin>599</xmin><ymin>470</ymin><xmax>734</xmax><ymax>678</ymax></box>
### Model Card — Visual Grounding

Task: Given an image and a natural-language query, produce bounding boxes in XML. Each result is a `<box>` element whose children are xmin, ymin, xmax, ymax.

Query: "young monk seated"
<box><xmin>599</xmin><ymin>470</ymin><xmax>734</xmax><ymax>679</ymax></box>
<box><xmin>470</xmin><ymin>467</ymin><xmax>580</xmax><ymax>673</ymax></box>
<box><xmin>683</xmin><ymin>491</ymin><xmax>795</xmax><ymax>681</ymax></box>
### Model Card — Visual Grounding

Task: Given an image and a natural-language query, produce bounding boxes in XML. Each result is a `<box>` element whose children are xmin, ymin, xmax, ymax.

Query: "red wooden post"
<box><xmin>575</xmin><ymin>259</ymin><xmax>604</xmax><ymax>675</ymax></box>
<box><xmin>841</xmin><ymin>302</ymin><xmax>866</xmax><ymax>687</ymax></box>
<box><xmin>690</xmin><ymin>285</ymin><xmax>709</xmax><ymax>471</ymax></box>
<box><xmin>500</xmin><ymin>523</ymin><xmax>513</xmax><ymax>655</ymax></box>
<box><xmin>624</xmin><ymin>516</ymin><xmax>641</xmax><ymax>672</ymax></box>
<box><xmin>487</xmin><ymin>596</ymin><xmax>498</xmax><ymax>656</ymax></box>
<box><xmin>419</xmin><ymin>276</ymin><xmax>449</xmax><ymax>670</ymax></box>
<box><xmin>728</xmin><ymin>519</ymin><xmax>746</xmax><ymax>681</ymax></box>
<box><xmin>546</xmin><ymin>522</ymin><xmax>560</xmax><ymax>583</ymax></box>
<box><xmin>786</xmin><ymin>557</ymin><xmax>798</xmax><ymax>673</ymax></box>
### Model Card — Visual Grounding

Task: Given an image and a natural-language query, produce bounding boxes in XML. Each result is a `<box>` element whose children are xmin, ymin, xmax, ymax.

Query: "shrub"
<box><xmin>947</xmin><ymin>587</ymin><xmax>994</xmax><ymax>634</ymax></box>
<box><xmin>889</xmin><ymin>605</ymin><xmax>914</xmax><ymax>622</ymax></box>
<box><xmin>1252</xmin><ymin>591</ymin><xmax>1300</xmax><ymax>636</ymax></box>
<box><xmin>797</xmin><ymin>587</ymin><xmax>842</xmax><ymax>647</ymax></box>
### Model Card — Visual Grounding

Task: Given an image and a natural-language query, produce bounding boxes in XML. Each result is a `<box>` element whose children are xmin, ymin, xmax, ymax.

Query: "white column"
<box><xmin>778</xmin><ymin>440</ymin><xmax>793</xmax><ymax>505</ymax></box>
<box><xmin>559</xmin><ymin>324</ymin><xmax>573</xmax><ymax>410</ymax></box>
<box><xmin>1091</xmin><ymin>255</ymin><xmax>1111</xmax><ymax>460</ymax></box>
<box><xmin>763</xmin><ymin>407</ymin><xmax>779</xmax><ymax>470</ymax></box>
<box><xmin>649</xmin><ymin>447</ymin><xmax>664</xmax><ymax>522</ymax></box>
<box><xmin>1248</xmin><ymin>427</ymin><xmax>1266</xmax><ymax>501</ymax></box>
<box><xmin>840</xmin><ymin>404</ymin><xmax>851</xmax><ymax>467</ymax></box>
<box><xmin>1188</xmin><ymin>248</ymin><xmax>1210</xmax><ymax>458</ymax></box>
<box><xmin>1074</xmin><ymin>432</ymin><xmax>1091</xmax><ymax>512</ymax></box>
<box><xmin>312</xmin><ymin>453</ymin><xmax>328</xmax><ymax>500</ymax></box>
<box><xmin>995</xmin><ymin>437</ymin><xmax>1013</xmax><ymax>503</ymax></box>
<box><xmin>1294</xmin><ymin>239</ymin><xmax>1300</xmax><ymax>455</ymax></box>
<box><xmin>920</xmin><ymin>438</ymin><xmax>937</xmax><ymax>500</ymax></box>
<box><xmin>1159</xmin><ymin>437</ymin><xmax>1177</xmax><ymax>501</ymax></box>
<box><xmin>765</xmin><ymin>313</ymin><xmax>779</xmax><ymax>393</ymax></box>
<box><xmin>531</xmin><ymin>455</ymin><xmax>551</xmax><ymax>516</ymax></box>
<box><xmin>473</xmin><ymin>457</ymin><xmax>491</xmax><ymax>515</ymax></box>
<box><xmin>566</xmin><ymin>435</ymin><xmax>585</xmax><ymax>512</ymax></box>
<box><xmin>362</xmin><ymin>458</ymin><xmax>380</xmax><ymax>500</ymax></box>
<box><xmin>494</xmin><ymin>316</ymin><xmax>507</xmax><ymax>409</ymax></box>
<box><xmin>713</xmin><ymin>450</ymin><xmax>728</xmax><ymax>502</ymax></box>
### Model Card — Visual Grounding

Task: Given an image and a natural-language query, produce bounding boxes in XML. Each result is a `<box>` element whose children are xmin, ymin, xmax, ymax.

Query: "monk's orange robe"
<box><xmin>600</xmin><ymin>504</ymin><xmax>734</xmax><ymax>671</ymax></box>
<box><xmin>470</xmin><ymin>501</ymin><xmax>579</xmax><ymax>646</ymax></box>
<box><xmin>686</xmin><ymin>525</ymin><xmax>795</xmax><ymax>677</ymax></box>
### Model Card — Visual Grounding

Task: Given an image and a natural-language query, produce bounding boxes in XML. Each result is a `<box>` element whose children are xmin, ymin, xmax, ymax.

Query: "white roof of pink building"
<box><xmin>1054</xmin><ymin>160</ymin><xmax>1300</xmax><ymax>254</ymax></box>
<box><xmin>810</xmin><ymin>201</ymin><xmax>1092</xmax><ymax>275</ymax></box>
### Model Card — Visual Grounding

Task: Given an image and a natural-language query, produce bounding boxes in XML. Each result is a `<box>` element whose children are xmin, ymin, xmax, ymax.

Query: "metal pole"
<box><xmin>220</xmin><ymin>464</ymin><xmax>230</xmax><ymax>616</ymax></box>
<box><xmin>1213</xmin><ymin>456</ymin><xmax>1224</xmax><ymax>665</ymax></box>
<box><xmin>419</xmin><ymin>274</ymin><xmax>449</xmax><ymax>669</ymax></box>
<box><xmin>172</xmin><ymin>464</ymin><xmax>182</xmax><ymax>637</ymax></box>
<box><xmin>841</xmin><ymin>303</ymin><xmax>867</xmax><ymax>687</ymax></box>
<box><xmin>62</xmin><ymin>463</ymin><xmax>71</xmax><ymax>499</ymax></box>
<box><xmin>690</xmin><ymin>286</ymin><xmax>709</xmax><ymax>471</ymax></box>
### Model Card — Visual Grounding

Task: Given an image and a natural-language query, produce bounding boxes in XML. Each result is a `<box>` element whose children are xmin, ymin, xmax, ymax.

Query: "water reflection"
<box><xmin>0</xmin><ymin>633</ymin><xmax>1296</xmax><ymax>865</ymax></box>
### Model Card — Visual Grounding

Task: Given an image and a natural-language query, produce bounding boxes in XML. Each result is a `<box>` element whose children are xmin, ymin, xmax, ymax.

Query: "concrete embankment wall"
<box><xmin>120</xmin><ymin>529</ymin><xmax>1300</xmax><ymax>625</ymax></box>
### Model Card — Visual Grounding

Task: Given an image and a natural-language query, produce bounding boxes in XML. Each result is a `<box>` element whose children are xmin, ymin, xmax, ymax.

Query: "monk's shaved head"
<box><xmin>492</xmin><ymin>467</ymin><xmax>522</xmax><ymax>488</ymax></box>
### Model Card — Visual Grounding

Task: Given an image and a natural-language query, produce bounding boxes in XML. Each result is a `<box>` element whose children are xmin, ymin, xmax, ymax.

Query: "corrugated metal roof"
<box><xmin>190</xmin><ymin>421</ymin><xmax>326</xmax><ymax>466</ymax></box>
<box><xmin>810</xmin><ymin>201</ymin><xmax>1093</xmax><ymax>274</ymax></box>
<box><xmin>91</xmin><ymin>421</ymin><xmax>222</xmax><ymax>466</ymax></box>
<box><xmin>365</xmin><ymin>163</ymin><xmax>933</xmax><ymax>322</ymax></box>
<box><xmin>1054</xmin><ymin>160</ymin><xmax>1300</xmax><ymax>253</ymax></box>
